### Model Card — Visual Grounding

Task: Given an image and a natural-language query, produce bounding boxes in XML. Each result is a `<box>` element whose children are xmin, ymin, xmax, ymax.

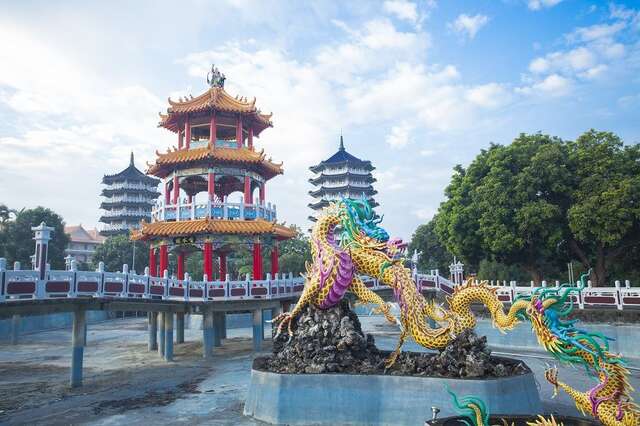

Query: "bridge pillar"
<box><xmin>176</xmin><ymin>312</ymin><xmax>185</xmax><ymax>344</ymax></box>
<box><xmin>148</xmin><ymin>312</ymin><xmax>158</xmax><ymax>351</ymax></box>
<box><xmin>70</xmin><ymin>310</ymin><xmax>86</xmax><ymax>387</ymax></box>
<box><xmin>252</xmin><ymin>309</ymin><xmax>263</xmax><ymax>352</ymax></box>
<box><xmin>221</xmin><ymin>313</ymin><xmax>227</xmax><ymax>339</ymax></box>
<box><xmin>213</xmin><ymin>312</ymin><xmax>223</xmax><ymax>347</ymax></box>
<box><xmin>164</xmin><ymin>313</ymin><xmax>174</xmax><ymax>361</ymax></box>
<box><xmin>158</xmin><ymin>312</ymin><xmax>165</xmax><ymax>357</ymax></box>
<box><xmin>203</xmin><ymin>310</ymin><xmax>214</xmax><ymax>359</ymax></box>
<box><xmin>10</xmin><ymin>314</ymin><xmax>20</xmax><ymax>345</ymax></box>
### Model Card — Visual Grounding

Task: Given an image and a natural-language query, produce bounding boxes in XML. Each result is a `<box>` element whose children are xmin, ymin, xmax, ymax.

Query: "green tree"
<box><xmin>435</xmin><ymin>134</ymin><xmax>571</xmax><ymax>282</ymax></box>
<box><xmin>565</xmin><ymin>130</ymin><xmax>640</xmax><ymax>285</ymax></box>
<box><xmin>0</xmin><ymin>207</ymin><xmax>70</xmax><ymax>270</ymax></box>
<box><xmin>408</xmin><ymin>219</ymin><xmax>452</xmax><ymax>273</ymax></box>
<box><xmin>92</xmin><ymin>234</ymin><xmax>149</xmax><ymax>273</ymax></box>
<box><xmin>278</xmin><ymin>225</ymin><xmax>311</xmax><ymax>276</ymax></box>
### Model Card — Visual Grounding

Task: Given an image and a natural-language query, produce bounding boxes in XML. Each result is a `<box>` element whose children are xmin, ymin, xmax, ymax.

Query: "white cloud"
<box><xmin>465</xmin><ymin>83</ymin><xmax>512</xmax><ymax>108</ymax></box>
<box><xmin>448</xmin><ymin>14</ymin><xmax>489</xmax><ymax>40</ymax></box>
<box><xmin>529</xmin><ymin>46</ymin><xmax>597</xmax><ymax>74</ymax></box>
<box><xmin>385</xmin><ymin>122</ymin><xmax>413</xmax><ymax>149</ymax></box>
<box><xmin>517</xmin><ymin>74</ymin><xmax>573</xmax><ymax>96</ymax></box>
<box><xmin>383</xmin><ymin>0</ymin><xmax>418</xmax><ymax>23</ymax></box>
<box><xmin>568</xmin><ymin>22</ymin><xmax>626</xmax><ymax>43</ymax></box>
<box><xmin>527</xmin><ymin>0</ymin><xmax>562</xmax><ymax>11</ymax></box>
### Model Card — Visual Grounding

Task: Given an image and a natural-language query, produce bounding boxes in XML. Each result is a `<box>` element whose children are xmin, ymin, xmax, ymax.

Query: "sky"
<box><xmin>1</xmin><ymin>0</ymin><xmax>639</xmax><ymax>240</ymax></box>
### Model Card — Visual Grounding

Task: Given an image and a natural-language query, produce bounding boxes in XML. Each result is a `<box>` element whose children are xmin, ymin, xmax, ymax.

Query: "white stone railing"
<box><xmin>151</xmin><ymin>199</ymin><xmax>276</xmax><ymax>222</ymax></box>
<box><xmin>414</xmin><ymin>272</ymin><xmax>640</xmax><ymax>311</ymax></box>
<box><xmin>99</xmin><ymin>223</ymin><xmax>140</xmax><ymax>232</ymax></box>
<box><xmin>319</xmin><ymin>167</ymin><xmax>371</xmax><ymax>176</ymax></box>
<box><xmin>0</xmin><ymin>259</ymin><xmax>304</xmax><ymax>302</ymax></box>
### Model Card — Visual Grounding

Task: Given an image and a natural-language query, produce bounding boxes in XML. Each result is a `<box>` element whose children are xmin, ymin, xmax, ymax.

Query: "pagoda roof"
<box><xmin>309</xmin><ymin>172</ymin><xmax>376</xmax><ymax>185</ymax></box>
<box><xmin>103</xmin><ymin>153</ymin><xmax>161</xmax><ymax>185</ymax></box>
<box><xmin>309</xmin><ymin>136</ymin><xmax>374</xmax><ymax>173</ymax></box>
<box><xmin>146</xmin><ymin>146</ymin><xmax>283</xmax><ymax>179</ymax></box>
<box><xmin>159</xmin><ymin>86</ymin><xmax>273</xmax><ymax>135</ymax></box>
<box><xmin>131</xmin><ymin>218</ymin><xmax>296</xmax><ymax>241</ymax></box>
<box><xmin>309</xmin><ymin>186</ymin><xmax>377</xmax><ymax>197</ymax></box>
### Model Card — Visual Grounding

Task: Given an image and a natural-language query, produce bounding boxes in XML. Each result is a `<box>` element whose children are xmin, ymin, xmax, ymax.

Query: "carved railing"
<box><xmin>151</xmin><ymin>199</ymin><xmax>276</xmax><ymax>222</ymax></box>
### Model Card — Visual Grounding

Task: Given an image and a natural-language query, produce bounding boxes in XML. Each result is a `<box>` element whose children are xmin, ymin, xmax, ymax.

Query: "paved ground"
<box><xmin>0</xmin><ymin>315</ymin><xmax>638</xmax><ymax>425</ymax></box>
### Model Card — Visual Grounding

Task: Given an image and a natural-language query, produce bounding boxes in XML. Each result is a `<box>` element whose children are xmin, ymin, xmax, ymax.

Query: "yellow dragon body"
<box><xmin>272</xmin><ymin>199</ymin><xmax>638</xmax><ymax>425</ymax></box>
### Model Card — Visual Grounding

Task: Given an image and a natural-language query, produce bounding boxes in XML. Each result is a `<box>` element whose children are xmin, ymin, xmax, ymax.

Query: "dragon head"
<box><xmin>337</xmin><ymin>198</ymin><xmax>406</xmax><ymax>262</ymax></box>
<box><xmin>515</xmin><ymin>272</ymin><xmax>620</xmax><ymax>372</ymax></box>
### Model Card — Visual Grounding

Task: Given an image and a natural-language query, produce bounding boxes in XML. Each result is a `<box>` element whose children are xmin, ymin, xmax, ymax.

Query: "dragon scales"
<box><xmin>272</xmin><ymin>198</ymin><xmax>639</xmax><ymax>425</ymax></box>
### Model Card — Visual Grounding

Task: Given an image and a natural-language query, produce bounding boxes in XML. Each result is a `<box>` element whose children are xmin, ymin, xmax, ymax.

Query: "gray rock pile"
<box><xmin>257</xmin><ymin>300</ymin><xmax>528</xmax><ymax>378</ymax></box>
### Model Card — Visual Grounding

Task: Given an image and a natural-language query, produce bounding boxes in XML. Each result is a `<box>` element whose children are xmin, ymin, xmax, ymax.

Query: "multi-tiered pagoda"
<box><xmin>308</xmin><ymin>135</ymin><xmax>377</xmax><ymax>222</ymax></box>
<box><xmin>99</xmin><ymin>153</ymin><xmax>160</xmax><ymax>236</ymax></box>
<box><xmin>132</xmin><ymin>66</ymin><xmax>294</xmax><ymax>281</ymax></box>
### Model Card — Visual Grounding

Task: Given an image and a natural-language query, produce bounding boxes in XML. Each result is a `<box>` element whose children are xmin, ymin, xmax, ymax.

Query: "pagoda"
<box><xmin>308</xmin><ymin>135</ymin><xmax>378</xmax><ymax>222</ymax></box>
<box><xmin>99</xmin><ymin>153</ymin><xmax>160</xmax><ymax>236</ymax></box>
<box><xmin>132</xmin><ymin>65</ymin><xmax>295</xmax><ymax>281</ymax></box>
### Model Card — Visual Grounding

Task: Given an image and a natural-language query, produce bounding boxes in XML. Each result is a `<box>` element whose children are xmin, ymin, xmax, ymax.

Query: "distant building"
<box><xmin>64</xmin><ymin>225</ymin><xmax>106</xmax><ymax>264</ymax></box>
<box><xmin>99</xmin><ymin>152</ymin><xmax>160</xmax><ymax>236</ymax></box>
<box><xmin>308</xmin><ymin>135</ymin><xmax>378</xmax><ymax>222</ymax></box>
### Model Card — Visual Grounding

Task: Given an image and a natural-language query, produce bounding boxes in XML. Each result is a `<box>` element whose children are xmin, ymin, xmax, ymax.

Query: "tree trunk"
<box><xmin>523</xmin><ymin>264</ymin><xmax>543</xmax><ymax>284</ymax></box>
<box><xmin>592</xmin><ymin>244</ymin><xmax>607</xmax><ymax>287</ymax></box>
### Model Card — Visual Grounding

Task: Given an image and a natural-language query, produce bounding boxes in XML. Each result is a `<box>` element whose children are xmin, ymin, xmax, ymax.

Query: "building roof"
<box><xmin>103</xmin><ymin>153</ymin><xmax>161</xmax><ymax>185</ymax></box>
<box><xmin>309</xmin><ymin>136</ymin><xmax>374</xmax><ymax>173</ymax></box>
<box><xmin>131</xmin><ymin>218</ymin><xmax>296</xmax><ymax>241</ymax></box>
<box><xmin>146</xmin><ymin>146</ymin><xmax>284</xmax><ymax>179</ymax></box>
<box><xmin>159</xmin><ymin>86</ymin><xmax>273</xmax><ymax>135</ymax></box>
<box><xmin>65</xmin><ymin>225</ymin><xmax>107</xmax><ymax>244</ymax></box>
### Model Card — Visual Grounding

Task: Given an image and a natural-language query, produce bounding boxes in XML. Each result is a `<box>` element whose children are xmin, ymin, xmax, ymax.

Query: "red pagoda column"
<box><xmin>178</xmin><ymin>129</ymin><xmax>184</xmax><ymax>150</ymax></box>
<box><xmin>173</xmin><ymin>174</ymin><xmax>180</xmax><ymax>204</ymax></box>
<box><xmin>203</xmin><ymin>242</ymin><xmax>213</xmax><ymax>280</ymax></box>
<box><xmin>248</xmin><ymin>127</ymin><xmax>254</xmax><ymax>150</ymax></box>
<box><xmin>253</xmin><ymin>240</ymin><xmax>263</xmax><ymax>280</ymax></box>
<box><xmin>244</xmin><ymin>176</ymin><xmax>251</xmax><ymax>205</ymax></box>
<box><xmin>184</xmin><ymin>116</ymin><xmax>191</xmax><ymax>149</ymax></box>
<box><xmin>270</xmin><ymin>242</ymin><xmax>279</xmax><ymax>276</ymax></box>
<box><xmin>159</xmin><ymin>244</ymin><xmax>168</xmax><ymax>276</ymax></box>
<box><xmin>149</xmin><ymin>247</ymin><xmax>157</xmax><ymax>277</ymax></box>
<box><xmin>259</xmin><ymin>183</ymin><xmax>265</xmax><ymax>204</ymax></box>
<box><xmin>219</xmin><ymin>253</ymin><xmax>227</xmax><ymax>280</ymax></box>
<box><xmin>209</xmin><ymin>113</ymin><xmax>216</xmax><ymax>145</ymax></box>
<box><xmin>207</xmin><ymin>172</ymin><xmax>215</xmax><ymax>201</ymax></box>
<box><xmin>236</xmin><ymin>115</ymin><xmax>243</xmax><ymax>148</ymax></box>
<box><xmin>177</xmin><ymin>252</ymin><xmax>186</xmax><ymax>280</ymax></box>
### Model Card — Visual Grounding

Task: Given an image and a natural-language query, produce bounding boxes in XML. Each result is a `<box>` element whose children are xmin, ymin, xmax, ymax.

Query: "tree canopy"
<box><xmin>0</xmin><ymin>206</ymin><xmax>70</xmax><ymax>270</ymax></box>
<box><xmin>92</xmin><ymin>234</ymin><xmax>149</xmax><ymax>273</ymax></box>
<box><xmin>434</xmin><ymin>130</ymin><xmax>640</xmax><ymax>285</ymax></box>
<box><xmin>408</xmin><ymin>220</ymin><xmax>452</xmax><ymax>273</ymax></box>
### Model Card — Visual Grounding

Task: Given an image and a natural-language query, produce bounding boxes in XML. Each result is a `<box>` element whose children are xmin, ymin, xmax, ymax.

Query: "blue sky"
<box><xmin>1</xmin><ymin>0</ymin><xmax>639</xmax><ymax>240</ymax></box>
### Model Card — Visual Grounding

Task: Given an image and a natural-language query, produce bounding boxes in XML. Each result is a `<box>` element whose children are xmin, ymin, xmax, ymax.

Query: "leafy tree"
<box><xmin>565</xmin><ymin>130</ymin><xmax>640</xmax><ymax>285</ymax></box>
<box><xmin>92</xmin><ymin>234</ymin><xmax>149</xmax><ymax>273</ymax></box>
<box><xmin>278</xmin><ymin>225</ymin><xmax>311</xmax><ymax>276</ymax></box>
<box><xmin>434</xmin><ymin>130</ymin><xmax>640</xmax><ymax>285</ymax></box>
<box><xmin>436</xmin><ymin>134</ymin><xmax>571</xmax><ymax>282</ymax></box>
<box><xmin>0</xmin><ymin>207</ymin><xmax>70</xmax><ymax>270</ymax></box>
<box><xmin>408</xmin><ymin>219</ymin><xmax>452</xmax><ymax>273</ymax></box>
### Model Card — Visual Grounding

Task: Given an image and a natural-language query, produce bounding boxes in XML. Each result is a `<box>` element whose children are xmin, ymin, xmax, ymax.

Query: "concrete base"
<box><xmin>244</xmin><ymin>360</ymin><xmax>542</xmax><ymax>425</ymax></box>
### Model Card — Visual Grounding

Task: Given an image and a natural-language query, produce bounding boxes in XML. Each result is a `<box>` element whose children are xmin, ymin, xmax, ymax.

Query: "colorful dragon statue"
<box><xmin>272</xmin><ymin>198</ymin><xmax>638</xmax><ymax>425</ymax></box>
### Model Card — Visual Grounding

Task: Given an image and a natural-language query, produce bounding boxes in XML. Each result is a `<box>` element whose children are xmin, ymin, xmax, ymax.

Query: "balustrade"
<box><xmin>151</xmin><ymin>199</ymin><xmax>277</xmax><ymax>222</ymax></box>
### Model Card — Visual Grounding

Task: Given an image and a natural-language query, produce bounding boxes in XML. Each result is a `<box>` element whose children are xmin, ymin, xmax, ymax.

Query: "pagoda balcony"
<box><xmin>318</xmin><ymin>167</ymin><xmax>371</xmax><ymax>176</ymax></box>
<box><xmin>100</xmin><ymin>210</ymin><xmax>153</xmax><ymax>219</ymax></box>
<box><xmin>100</xmin><ymin>223</ymin><xmax>141</xmax><ymax>232</ymax></box>
<box><xmin>317</xmin><ymin>181</ymin><xmax>372</xmax><ymax>189</ymax></box>
<box><xmin>187</xmin><ymin>138</ymin><xmax>241</xmax><ymax>150</ymax></box>
<box><xmin>151</xmin><ymin>199</ymin><xmax>277</xmax><ymax>222</ymax></box>
<box><xmin>101</xmin><ymin>196</ymin><xmax>156</xmax><ymax>204</ymax></box>
<box><xmin>102</xmin><ymin>182</ymin><xmax>159</xmax><ymax>191</ymax></box>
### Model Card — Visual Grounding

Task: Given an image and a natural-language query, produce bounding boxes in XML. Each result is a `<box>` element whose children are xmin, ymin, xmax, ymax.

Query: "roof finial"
<box><xmin>130</xmin><ymin>151</ymin><xmax>135</xmax><ymax>166</ymax></box>
<box><xmin>207</xmin><ymin>64</ymin><xmax>226</xmax><ymax>88</ymax></box>
<box><xmin>339</xmin><ymin>131</ymin><xmax>345</xmax><ymax>151</ymax></box>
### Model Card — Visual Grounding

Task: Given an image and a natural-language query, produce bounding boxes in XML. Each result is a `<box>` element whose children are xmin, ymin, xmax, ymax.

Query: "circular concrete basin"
<box><xmin>243</xmin><ymin>356</ymin><xmax>542</xmax><ymax>426</ymax></box>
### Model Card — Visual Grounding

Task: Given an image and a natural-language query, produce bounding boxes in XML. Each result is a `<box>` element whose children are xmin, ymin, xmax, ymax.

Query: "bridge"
<box><xmin>2</xmin><ymin>257</ymin><xmax>638</xmax><ymax>388</ymax></box>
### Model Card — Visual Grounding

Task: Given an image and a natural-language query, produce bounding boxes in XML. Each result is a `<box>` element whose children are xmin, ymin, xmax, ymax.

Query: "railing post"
<box><xmin>240</xmin><ymin>196</ymin><xmax>245</xmax><ymax>219</ymax></box>
<box><xmin>191</xmin><ymin>202</ymin><xmax>195</xmax><ymax>220</ymax></box>
<box><xmin>0</xmin><ymin>258</ymin><xmax>5</xmax><ymax>301</ymax></box>
<box><xmin>144</xmin><ymin>266</ymin><xmax>150</xmax><ymax>298</ymax></box>
<box><xmin>122</xmin><ymin>264</ymin><xmax>129</xmax><ymax>297</ymax></box>
<box><xmin>266</xmin><ymin>273</ymin><xmax>272</xmax><ymax>298</ymax></box>
<box><xmin>97</xmin><ymin>262</ymin><xmax>105</xmax><ymax>296</ymax></box>
<box><xmin>70</xmin><ymin>260</ymin><xmax>78</xmax><ymax>297</ymax></box>
<box><xmin>246</xmin><ymin>273</ymin><xmax>251</xmax><ymax>298</ymax></box>
<box><xmin>615</xmin><ymin>280</ymin><xmax>623</xmax><ymax>310</ymax></box>
<box><xmin>225</xmin><ymin>274</ymin><xmax>230</xmax><ymax>299</ymax></box>
<box><xmin>223</xmin><ymin>197</ymin><xmax>228</xmax><ymax>219</ymax></box>
<box><xmin>184</xmin><ymin>273</ymin><xmax>190</xmax><ymax>302</ymax></box>
<box><xmin>13</xmin><ymin>261</ymin><xmax>21</xmax><ymax>271</ymax></box>
<box><xmin>163</xmin><ymin>270</ymin><xmax>169</xmax><ymax>299</ymax></box>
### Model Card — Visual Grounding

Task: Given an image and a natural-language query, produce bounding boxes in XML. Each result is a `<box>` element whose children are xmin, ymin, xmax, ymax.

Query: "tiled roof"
<box><xmin>103</xmin><ymin>153</ymin><xmax>160</xmax><ymax>185</ymax></box>
<box><xmin>131</xmin><ymin>218</ymin><xmax>296</xmax><ymax>241</ymax></box>
<box><xmin>146</xmin><ymin>146</ymin><xmax>284</xmax><ymax>179</ymax></box>
<box><xmin>159</xmin><ymin>86</ymin><xmax>272</xmax><ymax>134</ymax></box>
<box><xmin>65</xmin><ymin>225</ymin><xmax>107</xmax><ymax>244</ymax></box>
<box><xmin>309</xmin><ymin>136</ymin><xmax>373</xmax><ymax>173</ymax></box>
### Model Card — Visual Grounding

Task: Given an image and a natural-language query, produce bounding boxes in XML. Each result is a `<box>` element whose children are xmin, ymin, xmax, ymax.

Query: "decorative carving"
<box><xmin>207</xmin><ymin>64</ymin><xmax>226</xmax><ymax>88</ymax></box>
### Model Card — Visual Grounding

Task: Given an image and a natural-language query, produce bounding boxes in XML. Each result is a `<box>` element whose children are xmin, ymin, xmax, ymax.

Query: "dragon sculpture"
<box><xmin>272</xmin><ymin>198</ymin><xmax>638</xmax><ymax>425</ymax></box>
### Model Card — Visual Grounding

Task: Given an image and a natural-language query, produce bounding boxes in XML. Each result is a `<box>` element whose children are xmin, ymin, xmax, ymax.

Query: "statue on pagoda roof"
<box><xmin>207</xmin><ymin>64</ymin><xmax>226</xmax><ymax>88</ymax></box>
